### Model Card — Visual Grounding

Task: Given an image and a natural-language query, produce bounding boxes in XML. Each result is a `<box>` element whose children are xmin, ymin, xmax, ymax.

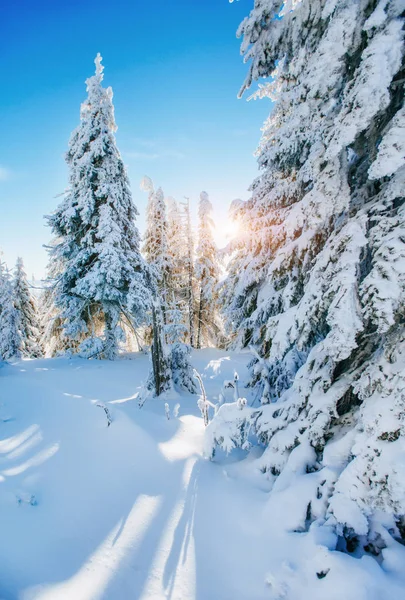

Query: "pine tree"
<box><xmin>166</xmin><ymin>196</ymin><xmax>188</xmax><ymax>317</ymax></box>
<box><xmin>213</xmin><ymin>0</ymin><xmax>405</xmax><ymax>550</ymax></box>
<box><xmin>181</xmin><ymin>198</ymin><xmax>196</xmax><ymax>347</ymax></box>
<box><xmin>40</xmin><ymin>244</ymin><xmax>73</xmax><ymax>357</ymax></box>
<box><xmin>141</xmin><ymin>184</ymin><xmax>195</xmax><ymax>402</ymax></box>
<box><xmin>0</xmin><ymin>261</ymin><xmax>20</xmax><ymax>361</ymax></box>
<box><xmin>141</xmin><ymin>176</ymin><xmax>171</xmax><ymax>322</ymax></box>
<box><xmin>46</xmin><ymin>54</ymin><xmax>149</xmax><ymax>359</ymax></box>
<box><xmin>13</xmin><ymin>257</ymin><xmax>42</xmax><ymax>358</ymax></box>
<box><xmin>140</xmin><ymin>189</ymin><xmax>196</xmax><ymax>398</ymax></box>
<box><xmin>195</xmin><ymin>191</ymin><xmax>220</xmax><ymax>348</ymax></box>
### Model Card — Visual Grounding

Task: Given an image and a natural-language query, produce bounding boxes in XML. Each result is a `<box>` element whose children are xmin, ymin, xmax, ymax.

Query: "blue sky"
<box><xmin>0</xmin><ymin>0</ymin><xmax>270</xmax><ymax>279</ymax></box>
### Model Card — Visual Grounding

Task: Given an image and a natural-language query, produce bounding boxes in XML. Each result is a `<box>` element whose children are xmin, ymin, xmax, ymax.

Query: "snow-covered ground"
<box><xmin>0</xmin><ymin>349</ymin><xmax>404</xmax><ymax>600</ymax></box>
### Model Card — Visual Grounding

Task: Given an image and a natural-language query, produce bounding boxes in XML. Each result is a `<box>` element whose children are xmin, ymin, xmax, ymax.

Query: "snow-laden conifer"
<box><xmin>0</xmin><ymin>261</ymin><xmax>20</xmax><ymax>360</ymax></box>
<box><xmin>13</xmin><ymin>257</ymin><xmax>43</xmax><ymax>358</ymax></box>
<box><xmin>213</xmin><ymin>0</ymin><xmax>405</xmax><ymax>552</ymax></box>
<box><xmin>141</xmin><ymin>177</ymin><xmax>171</xmax><ymax>318</ymax></box>
<box><xmin>165</xmin><ymin>300</ymin><xmax>196</xmax><ymax>394</ymax></box>
<box><xmin>195</xmin><ymin>191</ymin><xmax>220</xmax><ymax>348</ymax></box>
<box><xmin>166</xmin><ymin>197</ymin><xmax>188</xmax><ymax>314</ymax></box>
<box><xmin>46</xmin><ymin>54</ymin><xmax>149</xmax><ymax>359</ymax></box>
<box><xmin>182</xmin><ymin>198</ymin><xmax>196</xmax><ymax>347</ymax></box>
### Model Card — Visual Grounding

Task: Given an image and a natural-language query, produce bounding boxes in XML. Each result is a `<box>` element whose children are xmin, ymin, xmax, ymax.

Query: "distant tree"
<box><xmin>0</xmin><ymin>261</ymin><xmax>20</xmax><ymax>360</ymax></box>
<box><xmin>139</xmin><ymin>190</ymin><xmax>197</xmax><ymax>400</ymax></box>
<box><xmin>141</xmin><ymin>176</ymin><xmax>171</xmax><ymax>324</ymax></box>
<box><xmin>40</xmin><ymin>244</ymin><xmax>72</xmax><ymax>357</ymax></box>
<box><xmin>13</xmin><ymin>257</ymin><xmax>42</xmax><ymax>358</ymax></box>
<box><xmin>195</xmin><ymin>191</ymin><xmax>220</xmax><ymax>348</ymax></box>
<box><xmin>46</xmin><ymin>54</ymin><xmax>149</xmax><ymax>359</ymax></box>
<box><xmin>181</xmin><ymin>198</ymin><xmax>196</xmax><ymax>347</ymax></box>
<box><xmin>166</xmin><ymin>196</ymin><xmax>188</xmax><ymax>323</ymax></box>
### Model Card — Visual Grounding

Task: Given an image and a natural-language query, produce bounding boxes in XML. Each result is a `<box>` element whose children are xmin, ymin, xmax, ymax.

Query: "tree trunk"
<box><xmin>103</xmin><ymin>308</ymin><xmax>117</xmax><ymax>360</ymax></box>
<box><xmin>151</xmin><ymin>303</ymin><xmax>162</xmax><ymax>396</ymax></box>
<box><xmin>196</xmin><ymin>286</ymin><xmax>203</xmax><ymax>349</ymax></box>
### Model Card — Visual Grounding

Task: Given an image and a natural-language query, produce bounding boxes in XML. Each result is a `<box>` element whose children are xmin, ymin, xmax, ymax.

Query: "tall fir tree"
<box><xmin>211</xmin><ymin>0</ymin><xmax>405</xmax><ymax>551</ymax></box>
<box><xmin>195</xmin><ymin>191</ymin><xmax>220</xmax><ymax>348</ymax></box>
<box><xmin>13</xmin><ymin>257</ymin><xmax>42</xmax><ymax>358</ymax></box>
<box><xmin>46</xmin><ymin>54</ymin><xmax>150</xmax><ymax>359</ymax></box>
<box><xmin>0</xmin><ymin>261</ymin><xmax>20</xmax><ymax>361</ymax></box>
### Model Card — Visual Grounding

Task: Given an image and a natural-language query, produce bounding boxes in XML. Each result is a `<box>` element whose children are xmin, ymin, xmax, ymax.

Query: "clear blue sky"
<box><xmin>0</xmin><ymin>0</ymin><xmax>270</xmax><ymax>279</ymax></box>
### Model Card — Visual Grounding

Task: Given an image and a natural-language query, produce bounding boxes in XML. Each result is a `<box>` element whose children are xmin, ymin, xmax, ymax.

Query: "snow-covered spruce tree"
<box><xmin>166</xmin><ymin>198</ymin><xmax>196</xmax><ymax>393</ymax></box>
<box><xmin>46</xmin><ymin>54</ymin><xmax>150</xmax><ymax>359</ymax></box>
<box><xmin>0</xmin><ymin>261</ymin><xmax>20</xmax><ymax>360</ymax></box>
<box><xmin>195</xmin><ymin>191</ymin><xmax>220</xmax><ymax>348</ymax></box>
<box><xmin>13</xmin><ymin>257</ymin><xmax>42</xmax><ymax>358</ymax></box>
<box><xmin>166</xmin><ymin>197</ymin><xmax>188</xmax><ymax>322</ymax></box>
<box><xmin>139</xmin><ymin>194</ymin><xmax>196</xmax><ymax>398</ymax></box>
<box><xmin>40</xmin><ymin>244</ymin><xmax>73</xmax><ymax>357</ymax></box>
<box><xmin>212</xmin><ymin>0</ymin><xmax>405</xmax><ymax>551</ymax></box>
<box><xmin>182</xmin><ymin>198</ymin><xmax>197</xmax><ymax>347</ymax></box>
<box><xmin>141</xmin><ymin>177</ymin><xmax>171</xmax><ymax>323</ymax></box>
<box><xmin>165</xmin><ymin>297</ymin><xmax>196</xmax><ymax>394</ymax></box>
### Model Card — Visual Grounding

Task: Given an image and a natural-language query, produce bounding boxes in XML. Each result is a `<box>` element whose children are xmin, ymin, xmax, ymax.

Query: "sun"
<box><xmin>222</xmin><ymin>219</ymin><xmax>240</xmax><ymax>240</ymax></box>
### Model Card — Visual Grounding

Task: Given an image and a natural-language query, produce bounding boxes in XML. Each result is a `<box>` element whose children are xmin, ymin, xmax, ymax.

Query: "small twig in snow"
<box><xmin>96</xmin><ymin>403</ymin><xmax>112</xmax><ymax>427</ymax></box>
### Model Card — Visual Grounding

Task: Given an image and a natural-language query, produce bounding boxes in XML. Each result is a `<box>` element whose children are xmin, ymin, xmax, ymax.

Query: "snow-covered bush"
<box><xmin>171</xmin><ymin>342</ymin><xmax>196</xmax><ymax>394</ymax></box>
<box><xmin>204</xmin><ymin>398</ymin><xmax>253</xmax><ymax>458</ymax></box>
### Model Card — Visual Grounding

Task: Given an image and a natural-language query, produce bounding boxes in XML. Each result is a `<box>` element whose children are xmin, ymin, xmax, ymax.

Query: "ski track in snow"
<box><xmin>0</xmin><ymin>349</ymin><xmax>403</xmax><ymax>600</ymax></box>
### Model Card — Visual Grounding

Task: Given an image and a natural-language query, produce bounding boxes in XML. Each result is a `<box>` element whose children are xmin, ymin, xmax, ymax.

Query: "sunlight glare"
<box><xmin>222</xmin><ymin>219</ymin><xmax>240</xmax><ymax>239</ymax></box>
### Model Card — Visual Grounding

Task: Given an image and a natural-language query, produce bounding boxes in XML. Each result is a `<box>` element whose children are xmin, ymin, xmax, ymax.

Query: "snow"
<box><xmin>0</xmin><ymin>349</ymin><xmax>404</xmax><ymax>599</ymax></box>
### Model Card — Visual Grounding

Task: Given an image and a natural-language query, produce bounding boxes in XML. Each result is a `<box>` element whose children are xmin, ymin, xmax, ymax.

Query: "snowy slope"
<box><xmin>0</xmin><ymin>350</ymin><xmax>404</xmax><ymax>600</ymax></box>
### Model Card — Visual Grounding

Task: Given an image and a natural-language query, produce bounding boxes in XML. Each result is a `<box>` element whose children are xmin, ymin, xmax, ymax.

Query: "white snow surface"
<box><xmin>0</xmin><ymin>349</ymin><xmax>404</xmax><ymax>600</ymax></box>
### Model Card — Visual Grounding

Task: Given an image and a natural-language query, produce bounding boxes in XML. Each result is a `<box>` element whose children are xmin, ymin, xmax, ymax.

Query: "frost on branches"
<box><xmin>195</xmin><ymin>191</ymin><xmax>221</xmax><ymax>348</ymax></box>
<box><xmin>214</xmin><ymin>0</ymin><xmax>405</xmax><ymax>554</ymax></box>
<box><xmin>45</xmin><ymin>54</ymin><xmax>150</xmax><ymax>359</ymax></box>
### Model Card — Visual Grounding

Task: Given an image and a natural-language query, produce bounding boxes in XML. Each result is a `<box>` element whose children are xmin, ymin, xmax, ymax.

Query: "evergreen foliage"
<box><xmin>141</xmin><ymin>176</ymin><xmax>171</xmax><ymax>321</ymax></box>
<box><xmin>195</xmin><ymin>191</ymin><xmax>220</xmax><ymax>348</ymax></box>
<box><xmin>45</xmin><ymin>54</ymin><xmax>150</xmax><ymax>359</ymax></box>
<box><xmin>213</xmin><ymin>0</ymin><xmax>405</xmax><ymax>549</ymax></box>
<box><xmin>13</xmin><ymin>257</ymin><xmax>43</xmax><ymax>358</ymax></box>
<box><xmin>0</xmin><ymin>261</ymin><xmax>20</xmax><ymax>361</ymax></box>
